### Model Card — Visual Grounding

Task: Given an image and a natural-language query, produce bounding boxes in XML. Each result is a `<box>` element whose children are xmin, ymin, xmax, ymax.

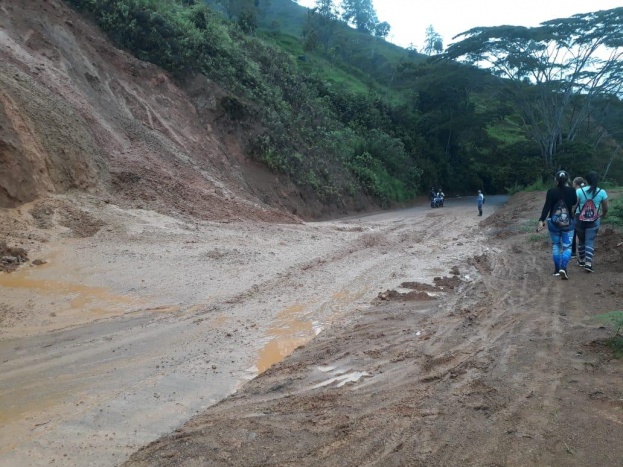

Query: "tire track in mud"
<box><xmin>415</xmin><ymin>239</ymin><xmax>572</xmax><ymax>465</ymax></box>
<box><xmin>212</xmin><ymin>209</ymin><xmax>466</xmax><ymax>330</ymax></box>
<box><xmin>125</xmin><ymin>197</ymin><xmax>623</xmax><ymax>467</ymax></box>
<box><xmin>1</xmin><ymin>203</ymin><xmax>487</xmax><ymax>467</ymax></box>
<box><xmin>124</xmin><ymin>209</ymin><xmax>499</xmax><ymax>466</ymax></box>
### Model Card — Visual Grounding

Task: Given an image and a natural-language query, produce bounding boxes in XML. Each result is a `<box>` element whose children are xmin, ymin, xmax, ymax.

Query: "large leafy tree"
<box><xmin>374</xmin><ymin>21</ymin><xmax>390</xmax><ymax>39</ymax></box>
<box><xmin>422</xmin><ymin>25</ymin><xmax>443</xmax><ymax>55</ymax></box>
<box><xmin>341</xmin><ymin>0</ymin><xmax>378</xmax><ymax>34</ymax></box>
<box><xmin>303</xmin><ymin>0</ymin><xmax>339</xmax><ymax>53</ymax></box>
<box><xmin>444</xmin><ymin>8</ymin><xmax>623</xmax><ymax>168</ymax></box>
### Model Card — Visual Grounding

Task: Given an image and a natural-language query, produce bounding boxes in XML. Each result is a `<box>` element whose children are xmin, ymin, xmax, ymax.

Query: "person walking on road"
<box><xmin>477</xmin><ymin>190</ymin><xmax>485</xmax><ymax>216</ymax></box>
<box><xmin>575</xmin><ymin>171</ymin><xmax>608</xmax><ymax>273</ymax></box>
<box><xmin>536</xmin><ymin>170</ymin><xmax>577</xmax><ymax>279</ymax></box>
<box><xmin>570</xmin><ymin>176</ymin><xmax>586</xmax><ymax>258</ymax></box>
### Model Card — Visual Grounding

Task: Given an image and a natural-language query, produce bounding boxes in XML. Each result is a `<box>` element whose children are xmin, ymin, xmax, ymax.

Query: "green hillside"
<box><xmin>64</xmin><ymin>0</ymin><xmax>623</xmax><ymax>208</ymax></box>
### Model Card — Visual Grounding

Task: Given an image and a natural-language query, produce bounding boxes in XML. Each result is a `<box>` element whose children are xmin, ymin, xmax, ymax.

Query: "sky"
<box><xmin>297</xmin><ymin>1</ymin><xmax>622</xmax><ymax>50</ymax></box>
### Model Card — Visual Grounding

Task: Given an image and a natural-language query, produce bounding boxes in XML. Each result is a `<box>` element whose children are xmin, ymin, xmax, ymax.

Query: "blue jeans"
<box><xmin>576</xmin><ymin>218</ymin><xmax>600</xmax><ymax>264</ymax></box>
<box><xmin>548</xmin><ymin>219</ymin><xmax>574</xmax><ymax>270</ymax></box>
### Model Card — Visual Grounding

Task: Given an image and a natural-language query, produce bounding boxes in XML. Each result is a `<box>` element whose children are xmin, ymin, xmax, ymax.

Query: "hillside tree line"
<box><xmin>64</xmin><ymin>0</ymin><xmax>623</xmax><ymax>212</ymax></box>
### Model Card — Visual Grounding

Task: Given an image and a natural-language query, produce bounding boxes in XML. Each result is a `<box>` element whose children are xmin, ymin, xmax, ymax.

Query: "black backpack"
<box><xmin>551</xmin><ymin>189</ymin><xmax>570</xmax><ymax>228</ymax></box>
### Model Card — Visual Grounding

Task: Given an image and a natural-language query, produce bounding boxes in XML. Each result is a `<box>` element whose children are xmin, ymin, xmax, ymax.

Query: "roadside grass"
<box><xmin>518</xmin><ymin>222</ymin><xmax>536</xmax><ymax>233</ymax></box>
<box><xmin>506</xmin><ymin>179</ymin><xmax>549</xmax><ymax>195</ymax></box>
<box><xmin>592</xmin><ymin>311</ymin><xmax>623</xmax><ymax>359</ymax></box>
<box><xmin>604</xmin><ymin>188</ymin><xmax>623</xmax><ymax>229</ymax></box>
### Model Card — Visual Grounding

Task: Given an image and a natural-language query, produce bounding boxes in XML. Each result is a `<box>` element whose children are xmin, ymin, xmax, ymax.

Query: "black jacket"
<box><xmin>539</xmin><ymin>186</ymin><xmax>577</xmax><ymax>222</ymax></box>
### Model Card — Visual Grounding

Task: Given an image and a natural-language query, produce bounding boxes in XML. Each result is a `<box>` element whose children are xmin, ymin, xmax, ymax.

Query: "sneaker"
<box><xmin>584</xmin><ymin>264</ymin><xmax>593</xmax><ymax>273</ymax></box>
<box><xmin>559</xmin><ymin>269</ymin><xmax>569</xmax><ymax>280</ymax></box>
<box><xmin>576</xmin><ymin>260</ymin><xmax>585</xmax><ymax>267</ymax></box>
<box><xmin>571</xmin><ymin>253</ymin><xmax>577</xmax><ymax>258</ymax></box>
<box><xmin>552</xmin><ymin>270</ymin><xmax>560</xmax><ymax>276</ymax></box>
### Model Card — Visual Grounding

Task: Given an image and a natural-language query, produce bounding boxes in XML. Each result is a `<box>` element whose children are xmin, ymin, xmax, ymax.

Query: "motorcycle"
<box><xmin>431</xmin><ymin>193</ymin><xmax>444</xmax><ymax>208</ymax></box>
<box><xmin>431</xmin><ymin>195</ymin><xmax>444</xmax><ymax>208</ymax></box>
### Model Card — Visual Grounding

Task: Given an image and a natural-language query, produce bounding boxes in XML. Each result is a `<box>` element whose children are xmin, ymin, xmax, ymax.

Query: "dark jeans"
<box><xmin>575</xmin><ymin>218</ymin><xmax>600</xmax><ymax>264</ymax></box>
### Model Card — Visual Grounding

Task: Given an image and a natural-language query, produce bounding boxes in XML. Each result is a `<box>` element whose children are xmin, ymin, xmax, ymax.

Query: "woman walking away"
<box><xmin>570</xmin><ymin>176</ymin><xmax>586</xmax><ymax>258</ymax></box>
<box><xmin>575</xmin><ymin>171</ymin><xmax>608</xmax><ymax>273</ymax></box>
<box><xmin>536</xmin><ymin>170</ymin><xmax>577</xmax><ymax>279</ymax></box>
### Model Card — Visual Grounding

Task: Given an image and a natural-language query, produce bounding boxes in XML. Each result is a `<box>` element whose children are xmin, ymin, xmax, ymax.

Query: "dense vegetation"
<box><xmin>64</xmin><ymin>0</ymin><xmax>623</xmax><ymax>210</ymax></box>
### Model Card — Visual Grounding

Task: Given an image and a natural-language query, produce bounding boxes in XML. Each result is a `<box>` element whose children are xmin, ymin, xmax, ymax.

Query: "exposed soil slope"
<box><xmin>0</xmin><ymin>0</ymin><xmax>327</xmax><ymax>222</ymax></box>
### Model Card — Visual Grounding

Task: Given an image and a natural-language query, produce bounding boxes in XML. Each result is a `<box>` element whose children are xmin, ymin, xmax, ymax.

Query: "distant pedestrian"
<box><xmin>536</xmin><ymin>170</ymin><xmax>577</xmax><ymax>279</ymax></box>
<box><xmin>477</xmin><ymin>190</ymin><xmax>485</xmax><ymax>216</ymax></box>
<box><xmin>570</xmin><ymin>176</ymin><xmax>586</xmax><ymax>258</ymax></box>
<box><xmin>575</xmin><ymin>171</ymin><xmax>608</xmax><ymax>273</ymax></box>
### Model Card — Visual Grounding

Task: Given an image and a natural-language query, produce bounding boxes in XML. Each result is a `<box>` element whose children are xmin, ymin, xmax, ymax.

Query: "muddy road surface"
<box><xmin>126</xmin><ymin>192</ymin><xmax>623</xmax><ymax>467</ymax></box>
<box><xmin>1</xmin><ymin>195</ymin><xmax>505</xmax><ymax>466</ymax></box>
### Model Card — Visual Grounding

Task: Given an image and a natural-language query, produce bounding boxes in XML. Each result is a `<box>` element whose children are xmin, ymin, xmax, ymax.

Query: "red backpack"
<box><xmin>578</xmin><ymin>187</ymin><xmax>601</xmax><ymax>222</ymax></box>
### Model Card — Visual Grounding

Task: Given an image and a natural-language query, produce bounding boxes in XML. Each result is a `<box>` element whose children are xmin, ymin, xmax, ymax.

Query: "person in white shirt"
<box><xmin>477</xmin><ymin>190</ymin><xmax>485</xmax><ymax>216</ymax></box>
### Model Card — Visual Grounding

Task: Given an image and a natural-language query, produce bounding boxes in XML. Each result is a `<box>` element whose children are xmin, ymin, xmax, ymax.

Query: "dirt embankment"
<box><xmin>0</xmin><ymin>0</ymin><xmax>364</xmax><ymax>222</ymax></box>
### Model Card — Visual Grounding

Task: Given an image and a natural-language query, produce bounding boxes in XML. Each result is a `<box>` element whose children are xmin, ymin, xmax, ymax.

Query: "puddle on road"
<box><xmin>0</xmin><ymin>257</ymin><xmax>140</xmax><ymax>320</ymax></box>
<box><xmin>253</xmin><ymin>290</ymin><xmax>369</xmax><ymax>375</ymax></box>
<box><xmin>255</xmin><ymin>304</ymin><xmax>323</xmax><ymax>373</ymax></box>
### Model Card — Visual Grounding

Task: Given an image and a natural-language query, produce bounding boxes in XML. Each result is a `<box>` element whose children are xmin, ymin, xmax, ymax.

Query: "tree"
<box><xmin>422</xmin><ymin>25</ymin><xmax>443</xmax><ymax>55</ymax></box>
<box><xmin>374</xmin><ymin>21</ymin><xmax>390</xmax><ymax>40</ymax></box>
<box><xmin>341</xmin><ymin>0</ymin><xmax>378</xmax><ymax>34</ymax></box>
<box><xmin>213</xmin><ymin>0</ymin><xmax>258</xmax><ymax>22</ymax></box>
<box><xmin>303</xmin><ymin>0</ymin><xmax>339</xmax><ymax>53</ymax></box>
<box><xmin>444</xmin><ymin>8</ymin><xmax>623</xmax><ymax>168</ymax></box>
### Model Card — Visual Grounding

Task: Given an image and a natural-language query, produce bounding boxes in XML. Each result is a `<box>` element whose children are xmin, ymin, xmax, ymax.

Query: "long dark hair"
<box><xmin>555</xmin><ymin>170</ymin><xmax>568</xmax><ymax>188</ymax></box>
<box><xmin>585</xmin><ymin>171</ymin><xmax>599</xmax><ymax>195</ymax></box>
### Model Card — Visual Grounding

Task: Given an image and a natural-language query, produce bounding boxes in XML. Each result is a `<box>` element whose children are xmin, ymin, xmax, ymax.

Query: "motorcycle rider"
<box><xmin>437</xmin><ymin>188</ymin><xmax>445</xmax><ymax>202</ymax></box>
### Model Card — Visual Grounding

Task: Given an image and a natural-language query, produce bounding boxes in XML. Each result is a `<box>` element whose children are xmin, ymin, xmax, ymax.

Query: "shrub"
<box><xmin>593</xmin><ymin>311</ymin><xmax>623</xmax><ymax>358</ymax></box>
<box><xmin>607</xmin><ymin>197</ymin><xmax>623</xmax><ymax>225</ymax></box>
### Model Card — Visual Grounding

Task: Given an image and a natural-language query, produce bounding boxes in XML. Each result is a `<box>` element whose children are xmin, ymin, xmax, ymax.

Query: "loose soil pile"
<box><xmin>0</xmin><ymin>241</ymin><xmax>28</xmax><ymax>272</ymax></box>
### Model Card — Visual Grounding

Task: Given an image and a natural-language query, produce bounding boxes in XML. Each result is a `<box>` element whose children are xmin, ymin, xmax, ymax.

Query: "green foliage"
<box><xmin>607</xmin><ymin>195</ymin><xmax>623</xmax><ymax>225</ymax></box>
<box><xmin>341</xmin><ymin>0</ymin><xmax>378</xmax><ymax>34</ymax></box>
<box><xmin>525</xmin><ymin>179</ymin><xmax>550</xmax><ymax>192</ymax></box>
<box><xmin>505</xmin><ymin>183</ymin><xmax>525</xmax><ymax>195</ymax></box>
<box><xmin>594</xmin><ymin>311</ymin><xmax>623</xmax><ymax>336</ymax></box>
<box><xmin>444</xmin><ymin>9</ymin><xmax>623</xmax><ymax>168</ymax></box>
<box><xmin>593</xmin><ymin>311</ymin><xmax>623</xmax><ymax>358</ymax></box>
<box><xmin>348</xmin><ymin>152</ymin><xmax>410</xmax><ymax>205</ymax></box>
<box><xmin>63</xmin><ymin>0</ymin><xmax>623</xmax><ymax>210</ymax></box>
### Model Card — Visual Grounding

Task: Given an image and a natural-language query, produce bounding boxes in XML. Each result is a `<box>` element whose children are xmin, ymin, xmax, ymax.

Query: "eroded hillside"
<box><xmin>0</xmin><ymin>0</ymin><xmax>322</xmax><ymax>223</ymax></box>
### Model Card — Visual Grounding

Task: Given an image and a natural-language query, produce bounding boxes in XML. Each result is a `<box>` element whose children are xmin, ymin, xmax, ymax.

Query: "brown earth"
<box><xmin>125</xmin><ymin>196</ymin><xmax>623</xmax><ymax>467</ymax></box>
<box><xmin>1</xmin><ymin>1</ymin><xmax>623</xmax><ymax>466</ymax></box>
<box><xmin>0</xmin><ymin>0</ymin><xmax>372</xmax><ymax>222</ymax></box>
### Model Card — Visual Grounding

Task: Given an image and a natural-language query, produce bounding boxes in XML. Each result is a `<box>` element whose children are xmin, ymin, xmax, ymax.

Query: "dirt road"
<box><xmin>122</xmin><ymin>192</ymin><xmax>622</xmax><ymax>467</ymax></box>
<box><xmin>127</xmin><ymin>193</ymin><xmax>623</xmax><ymax>466</ymax></box>
<box><xmin>1</xmin><ymin>194</ymin><xmax>506</xmax><ymax>466</ymax></box>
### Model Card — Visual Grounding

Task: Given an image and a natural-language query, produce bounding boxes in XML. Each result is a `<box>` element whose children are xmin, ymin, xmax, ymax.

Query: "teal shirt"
<box><xmin>575</xmin><ymin>186</ymin><xmax>608</xmax><ymax>214</ymax></box>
